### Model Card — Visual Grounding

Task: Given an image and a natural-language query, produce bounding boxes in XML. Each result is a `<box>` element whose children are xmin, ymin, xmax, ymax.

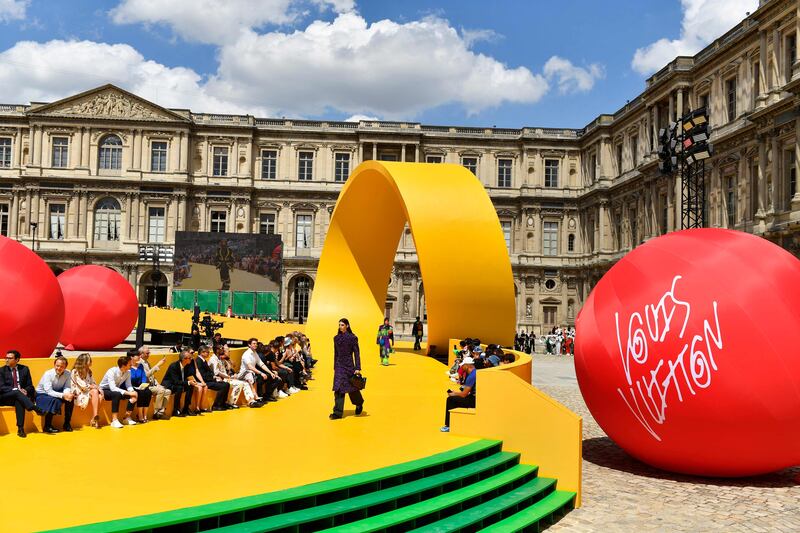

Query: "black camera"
<box><xmin>200</xmin><ymin>314</ymin><xmax>224</xmax><ymax>337</ymax></box>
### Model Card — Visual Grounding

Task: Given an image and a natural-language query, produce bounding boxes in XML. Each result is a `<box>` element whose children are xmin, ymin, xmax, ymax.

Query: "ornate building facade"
<box><xmin>1</xmin><ymin>0</ymin><xmax>799</xmax><ymax>336</ymax></box>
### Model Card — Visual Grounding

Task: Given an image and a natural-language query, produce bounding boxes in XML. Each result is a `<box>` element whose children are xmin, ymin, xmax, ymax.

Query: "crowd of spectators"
<box><xmin>515</xmin><ymin>327</ymin><xmax>575</xmax><ymax>356</ymax></box>
<box><xmin>0</xmin><ymin>331</ymin><xmax>317</xmax><ymax>437</ymax></box>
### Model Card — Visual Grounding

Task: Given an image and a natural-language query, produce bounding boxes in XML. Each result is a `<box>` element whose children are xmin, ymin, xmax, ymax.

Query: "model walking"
<box><xmin>376</xmin><ymin>318</ymin><xmax>394</xmax><ymax>366</ymax></box>
<box><xmin>330</xmin><ymin>318</ymin><xmax>364</xmax><ymax>419</ymax></box>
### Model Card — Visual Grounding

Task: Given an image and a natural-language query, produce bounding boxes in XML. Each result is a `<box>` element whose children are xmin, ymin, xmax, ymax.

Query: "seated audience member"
<box><xmin>279</xmin><ymin>336</ymin><xmax>306</xmax><ymax>392</ymax></box>
<box><xmin>287</xmin><ymin>334</ymin><xmax>310</xmax><ymax>389</ymax></box>
<box><xmin>196</xmin><ymin>344</ymin><xmax>231</xmax><ymax>411</ymax></box>
<box><xmin>501</xmin><ymin>353</ymin><xmax>516</xmax><ymax>365</ymax></box>
<box><xmin>210</xmin><ymin>345</ymin><xmax>259</xmax><ymax>408</ymax></box>
<box><xmin>238</xmin><ymin>338</ymin><xmax>280</xmax><ymax>402</ymax></box>
<box><xmin>161</xmin><ymin>350</ymin><xmax>196</xmax><ymax>417</ymax></box>
<box><xmin>184</xmin><ymin>349</ymin><xmax>208</xmax><ymax>414</ymax></box>
<box><xmin>35</xmin><ymin>355</ymin><xmax>75</xmax><ymax>433</ymax></box>
<box><xmin>128</xmin><ymin>349</ymin><xmax>154</xmax><ymax>423</ymax></box>
<box><xmin>212</xmin><ymin>332</ymin><xmax>226</xmax><ymax>351</ymax></box>
<box><xmin>71</xmin><ymin>353</ymin><xmax>103</xmax><ymax>428</ymax></box>
<box><xmin>487</xmin><ymin>348</ymin><xmax>503</xmax><ymax>367</ymax></box>
<box><xmin>139</xmin><ymin>346</ymin><xmax>171</xmax><ymax>420</ymax></box>
<box><xmin>170</xmin><ymin>340</ymin><xmax>184</xmax><ymax>353</ymax></box>
<box><xmin>441</xmin><ymin>356</ymin><xmax>476</xmax><ymax>433</ymax></box>
<box><xmin>261</xmin><ymin>342</ymin><xmax>289</xmax><ymax>399</ymax></box>
<box><xmin>99</xmin><ymin>356</ymin><xmax>139</xmax><ymax>428</ymax></box>
<box><xmin>0</xmin><ymin>350</ymin><xmax>44</xmax><ymax>438</ymax></box>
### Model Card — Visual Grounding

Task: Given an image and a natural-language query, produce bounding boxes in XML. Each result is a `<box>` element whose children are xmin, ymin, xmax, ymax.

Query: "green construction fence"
<box><xmin>171</xmin><ymin>289</ymin><xmax>280</xmax><ymax>319</ymax></box>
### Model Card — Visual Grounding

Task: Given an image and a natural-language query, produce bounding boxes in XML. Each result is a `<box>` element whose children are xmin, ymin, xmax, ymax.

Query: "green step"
<box><xmin>479</xmin><ymin>490</ymin><xmax>576</xmax><ymax>532</ymax></box>
<box><xmin>408</xmin><ymin>477</ymin><xmax>557</xmax><ymax>532</ymax></box>
<box><xmin>213</xmin><ymin>451</ymin><xmax>525</xmax><ymax>533</ymax></box>
<box><xmin>319</xmin><ymin>463</ymin><xmax>539</xmax><ymax>533</ymax></box>
<box><xmin>43</xmin><ymin>439</ymin><xmax>502</xmax><ymax>533</ymax></box>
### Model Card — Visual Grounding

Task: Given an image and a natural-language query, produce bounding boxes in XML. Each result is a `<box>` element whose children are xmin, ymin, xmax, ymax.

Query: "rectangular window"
<box><xmin>462</xmin><ymin>156</ymin><xmax>478</xmax><ymax>176</ymax></box>
<box><xmin>544</xmin><ymin>159</ymin><xmax>559</xmax><ymax>188</ymax></box>
<box><xmin>298</xmin><ymin>151</ymin><xmax>314</xmax><ymax>181</ymax></box>
<box><xmin>589</xmin><ymin>154</ymin><xmax>597</xmax><ymax>182</ymax></box>
<box><xmin>379</xmin><ymin>153</ymin><xmax>398</xmax><ymax>161</ymax></box>
<box><xmin>497</xmin><ymin>158</ymin><xmax>512</xmax><ymax>188</ymax></box>
<box><xmin>630</xmin><ymin>135</ymin><xmax>638</xmax><ymax>168</ymax></box>
<box><xmin>259</xmin><ymin>213</ymin><xmax>276</xmax><ymax>235</ymax></box>
<box><xmin>49</xmin><ymin>204</ymin><xmax>65</xmax><ymax>240</ymax></box>
<box><xmin>700</xmin><ymin>93</ymin><xmax>710</xmax><ymax>110</ymax></box>
<box><xmin>501</xmin><ymin>220</ymin><xmax>512</xmax><ymax>253</ymax></box>
<box><xmin>151</xmin><ymin>141</ymin><xmax>168</xmax><ymax>172</ymax></box>
<box><xmin>261</xmin><ymin>149</ymin><xmax>277</xmax><ymax>180</ymax></box>
<box><xmin>426</xmin><ymin>155</ymin><xmax>443</xmax><ymax>163</ymax></box>
<box><xmin>726</xmin><ymin>78</ymin><xmax>737</xmax><ymax>122</ymax></box>
<box><xmin>210</xmin><ymin>210</ymin><xmax>227</xmax><ymax>233</ymax></box>
<box><xmin>212</xmin><ymin>147</ymin><xmax>228</xmax><ymax>177</ymax></box>
<box><xmin>543</xmin><ymin>306</ymin><xmax>557</xmax><ymax>326</ymax></box>
<box><xmin>0</xmin><ymin>204</ymin><xmax>7</xmax><ymax>236</ymax></box>
<box><xmin>616</xmin><ymin>144</ymin><xmax>623</xmax><ymax>174</ymax></box>
<box><xmin>296</xmin><ymin>214</ymin><xmax>312</xmax><ymax>249</ymax></box>
<box><xmin>148</xmin><ymin>206</ymin><xmax>165</xmax><ymax>243</ymax></box>
<box><xmin>726</xmin><ymin>176</ymin><xmax>736</xmax><ymax>227</ymax></box>
<box><xmin>786</xmin><ymin>35</ymin><xmax>796</xmax><ymax>84</ymax></box>
<box><xmin>0</xmin><ymin>138</ymin><xmax>11</xmax><ymax>168</ymax></box>
<box><xmin>334</xmin><ymin>152</ymin><xmax>350</xmax><ymax>182</ymax></box>
<box><xmin>543</xmin><ymin>221</ymin><xmax>558</xmax><ymax>256</ymax></box>
<box><xmin>51</xmin><ymin>137</ymin><xmax>69</xmax><ymax>168</ymax></box>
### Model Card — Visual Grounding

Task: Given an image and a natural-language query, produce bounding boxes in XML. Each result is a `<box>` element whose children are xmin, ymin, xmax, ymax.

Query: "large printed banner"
<box><xmin>575</xmin><ymin>228</ymin><xmax>800</xmax><ymax>476</ymax></box>
<box><xmin>172</xmin><ymin>231</ymin><xmax>283</xmax><ymax>292</ymax></box>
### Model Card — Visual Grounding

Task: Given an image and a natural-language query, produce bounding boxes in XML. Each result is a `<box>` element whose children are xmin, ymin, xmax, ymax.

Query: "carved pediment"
<box><xmin>28</xmin><ymin>85</ymin><xmax>188</xmax><ymax>123</ymax></box>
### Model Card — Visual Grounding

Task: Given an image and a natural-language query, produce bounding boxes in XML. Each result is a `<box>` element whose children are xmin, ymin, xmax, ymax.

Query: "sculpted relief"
<box><xmin>40</xmin><ymin>91</ymin><xmax>170</xmax><ymax>121</ymax></box>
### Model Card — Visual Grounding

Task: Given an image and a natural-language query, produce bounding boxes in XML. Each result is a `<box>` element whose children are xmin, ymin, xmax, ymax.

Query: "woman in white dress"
<box><xmin>71</xmin><ymin>353</ymin><xmax>103</xmax><ymax>428</ymax></box>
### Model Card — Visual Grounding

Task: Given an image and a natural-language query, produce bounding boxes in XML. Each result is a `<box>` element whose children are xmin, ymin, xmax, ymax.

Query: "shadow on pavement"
<box><xmin>582</xmin><ymin>436</ymin><xmax>800</xmax><ymax>488</ymax></box>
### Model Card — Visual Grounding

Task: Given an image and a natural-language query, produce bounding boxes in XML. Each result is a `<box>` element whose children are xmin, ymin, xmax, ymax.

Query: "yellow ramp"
<box><xmin>306</xmin><ymin>161</ymin><xmax>515</xmax><ymax>352</ymax></box>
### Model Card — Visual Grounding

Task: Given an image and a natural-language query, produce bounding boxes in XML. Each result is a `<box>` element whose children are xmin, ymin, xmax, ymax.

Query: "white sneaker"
<box><xmin>278</xmin><ymin>390</ymin><xmax>289</xmax><ymax>398</ymax></box>
<box><xmin>124</xmin><ymin>417</ymin><xmax>137</xmax><ymax>426</ymax></box>
<box><xmin>289</xmin><ymin>387</ymin><xmax>300</xmax><ymax>394</ymax></box>
<box><xmin>111</xmin><ymin>419</ymin><xmax>124</xmax><ymax>429</ymax></box>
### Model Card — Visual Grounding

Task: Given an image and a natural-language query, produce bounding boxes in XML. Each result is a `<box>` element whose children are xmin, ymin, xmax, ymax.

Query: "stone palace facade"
<box><xmin>1</xmin><ymin>0</ymin><xmax>799</xmax><ymax>336</ymax></box>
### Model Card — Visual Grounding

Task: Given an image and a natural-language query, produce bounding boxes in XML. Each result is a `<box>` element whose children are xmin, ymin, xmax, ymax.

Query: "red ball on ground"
<box><xmin>58</xmin><ymin>265</ymin><xmax>139</xmax><ymax>350</ymax></box>
<box><xmin>0</xmin><ymin>236</ymin><xmax>65</xmax><ymax>358</ymax></box>
<box><xmin>575</xmin><ymin>228</ymin><xmax>800</xmax><ymax>476</ymax></box>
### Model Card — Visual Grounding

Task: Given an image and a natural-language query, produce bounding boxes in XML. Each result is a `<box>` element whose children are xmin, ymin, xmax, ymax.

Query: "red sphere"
<box><xmin>0</xmin><ymin>236</ymin><xmax>64</xmax><ymax>358</ymax></box>
<box><xmin>58</xmin><ymin>265</ymin><xmax>139</xmax><ymax>350</ymax></box>
<box><xmin>576</xmin><ymin>228</ymin><xmax>800</xmax><ymax>476</ymax></box>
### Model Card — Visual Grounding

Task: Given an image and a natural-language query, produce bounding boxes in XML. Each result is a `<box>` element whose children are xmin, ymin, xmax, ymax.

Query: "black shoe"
<box><xmin>355</xmin><ymin>404</ymin><xmax>363</xmax><ymax>415</ymax></box>
<box><xmin>329</xmin><ymin>413</ymin><xmax>342</xmax><ymax>420</ymax></box>
<box><xmin>153</xmin><ymin>412</ymin><xmax>162</xmax><ymax>420</ymax></box>
<box><xmin>211</xmin><ymin>405</ymin><xmax>225</xmax><ymax>411</ymax></box>
<box><xmin>201</xmin><ymin>408</ymin><xmax>212</xmax><ymax>413</ymax></box>
<box><xmin>299</xmin><ymin>385</ymin><xmax>309</xmax><ymax>390</ymax></box>
<box><xmin>187</xmin><ymin>410</ymin><xmax>199</xmax><ymax>416</ymax></box>
<box><xmin>17</xmin><ymin>428</ymin><xmax>26</xmax><ymax>438</ymax></box>
<box><xmin>44</xmin><ymin>426</ymin><xmax>59</xmax><ymax>434</ymax></box>
<box><xmin>63</xmin><ymin>424</ymin><xmax>73</xmax><ymax>432</ymax></box>
<box><xmin>33</xmin><ymin>407</ymin><xmax>45</xmax><ymax>416</ymax></box>
<box><xmin>174</xmin><ymin>410</ymin><xmax>187</xmax><ymax>417</ymax></box>
<box><xmin>249</xmin><ymin>401</ymin><xmax>263</xmax><ymax>408</ymax></box>
<box><xmin>226</xmin><ymin>404</ymin><xmax>238</xmax><ymax>410</ymax></box>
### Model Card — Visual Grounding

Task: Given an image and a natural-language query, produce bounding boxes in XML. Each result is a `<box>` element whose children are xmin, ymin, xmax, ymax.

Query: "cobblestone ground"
<box><xmin>531</xmin><ymin>354</ymin><xmax>800</xmax><ymax>532</ymax></box>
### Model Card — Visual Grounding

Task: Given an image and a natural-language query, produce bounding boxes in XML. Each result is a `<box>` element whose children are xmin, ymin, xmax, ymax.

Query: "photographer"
<box><xmin>440</xmin><ymin>356</ymin><xmax>476</xmax><ymax>433</ymax></box>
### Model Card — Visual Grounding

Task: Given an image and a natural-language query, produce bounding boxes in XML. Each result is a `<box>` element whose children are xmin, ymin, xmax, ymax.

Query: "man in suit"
<box><xmin>161</xmin><ymin>349</ymin><xmax>195</xmax><ymax>417</ymax></box>
<box><xmin>195</xmin><ymin>344</ymin><xmax>231</xmax><ymax>411</ymax></box>
<box><xmin>0</xmin><ymin>350</ymin><xmax>45</xmax><ymax>437</ymax></box>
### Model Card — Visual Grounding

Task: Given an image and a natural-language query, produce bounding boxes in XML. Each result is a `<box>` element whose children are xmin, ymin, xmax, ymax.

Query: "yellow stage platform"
<box><xmin>2</xmin><ymin>347</ymin><xmax>475</xmax><ymax>532</ymax></box>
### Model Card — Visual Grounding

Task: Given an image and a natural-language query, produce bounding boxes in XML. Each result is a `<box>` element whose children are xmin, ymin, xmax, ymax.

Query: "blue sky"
<box><xmin>0</xmin><ymin>0</ymin><xmax>758</xmax><ymax>128</ymax></box>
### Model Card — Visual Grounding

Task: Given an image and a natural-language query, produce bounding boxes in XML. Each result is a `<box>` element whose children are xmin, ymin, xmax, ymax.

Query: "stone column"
<box><xmin>68</xmin><ymin>194</ymin><xmax>78</xmax><ymax>239</ymax></box>
<box><xmin>10</xmin><ymin>191</ymin><xmax>18</xmax><ymax>237</ymax></box>
<box><xmin>756</xmin><ymin>138</ymin><xmax>767</xmax><ymax>224</ymax></box>
<box><xmin>794</xmin><ymin>118</ymin><xmax>800</xmax><ymax>208</ymax></box>
<box><xmin>138</xmin><ymin>198</ymin><xmax>146</xmax><ymax>242</ymax></box>
<box><xmin>35</xmin><ymin>126</ymin><xmax>43</xmax><ymax>167</ymax></box>
<box><xmin>16</xmin><ymin>128</ymin><xmax>23</xmax><ymax>167</ymax></box>
<box><xmin>650</xmin><ymin>106</ymin><xmax>658</xmax><ymax>152</ymax></box>
<box><xmin>794</xmin><ymin>1</ymin><xmax>800</xmax><ymax>81</ymax></box>
<box><xmin>232</xmin><ymin>137</ymin><xmax>239</xmax><ymax>177</ymax></box>
<box><xmin>73</xmin><ymin>128</ymin><xmax>82</xmax><ymax>169</ymax></box>
<box><xmin>770</xmin><ymin>133</ymin><xmax>780</xmax><ymax>213</ymax></box>
<box><xmin>414</xmin><ymin>145</ymin><xmax>419</xmax><ymax>162</ymax></box>
<box><xmin>401</xmin><ymin>144</ymin><xmax>406</xmax><ymax>162</ymax></box>
<box><xmin>170</xmin><ymin>134</ymin><xmax>180</xmax><ymax>172</ymax></box>
<box><xmin>372</xmin><ymin>143</ymin><xmax>377</xmax><ymax>161</ymax></box>
<box><xmin>179</xmin><ymin>132</ymin><xmax>188</xmax><ymax>172</ymax></box>
<box><xmin>125</xmin><ymin>193</ymin><xmax>134</xmax><ymax>240</ymax></box>
<box><xmin>79</xmin><ymin>192</ymin><xmax>88</xmax><ymax>240</ymax></box>
<box><xmin>773</xmin><ymin>25</ymin><xmax>783</xmax><ymax>89</ymax></box>
<box><xmin>82</xmin><ymin>129</ymin><xmax>90</xmax><ymax>169</ymax></box>
<box><xmin>177</xmin><ymin>194</ymin><xmax>186</xmax><ymax>234</ymax></box>
<box><xmin>132</xmin><ymin>130</ymin><xmax>141</xmax><ymax>170</ymax></box>
<box><xmin>668</xmin><ymin>92</ymin><xmax>674</xmax><ymax>122</ymax></box>
<box><xmin>358</xmin><ymin>143</ymin><xmax>363</xmax><ymax>165</ymax></box>
<box><xmin>598</xmin><ymin>202</ymin><xmax>608</xmax><ymax>252</ymax></box>
<box><xmin>758</xmin><ymin>30</ymin><xmax>768</xmax><ymax>108</ymax></box>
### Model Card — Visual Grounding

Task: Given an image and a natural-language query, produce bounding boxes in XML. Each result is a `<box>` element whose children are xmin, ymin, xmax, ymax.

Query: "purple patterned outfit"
<box><xmin>331</xmin><ymin>332</ymin><xmax>364</xmax><ymax>417</ymax></box>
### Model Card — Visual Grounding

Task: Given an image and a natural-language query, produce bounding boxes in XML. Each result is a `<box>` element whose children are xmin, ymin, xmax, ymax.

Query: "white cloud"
<box><xmin>0</xmin><ymin>39</ymin><xmax>258</xmax><ymax>114</ymax></box>
<box><xmin>345</xmin><ymin>114</ymin><xmax>378</xmax><ymax>122</ymax></box>
<box><xmin>0</xmin><ymin>0</ymin><xmax>28</xmax><ymax>22</ymax></box>
<box><xmin>110</xmin><ymin>0</ymin><xmax>354</xmax><ymax>45</ymax></box>
<box><xmin>543</xmin><ymin>56</ymin><xmax>604</xmax><ymax>94</ymax></box>
<box><xmin>206</xmin><ymin>13</ymin><xmax>549</xmax><ymax>118</ymax></box>
<box><xmin>632</xmin><ymin>0</ymin><xmax>758</xmax><ymax>75</ymax></box>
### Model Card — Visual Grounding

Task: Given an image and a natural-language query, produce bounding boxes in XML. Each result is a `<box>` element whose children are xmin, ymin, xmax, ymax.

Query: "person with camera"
<box><xmin>330</xmin><ymin>318</ymin><xmax>364</xmax><ymax>419</ymax></box>
<box><xmin>99</xmin><ymin>356</ymin><xmax>139</xmax><ymax>428</ymax></box>
<box><xmin>440</xmin><ymin>356</ymin><xmax>476</xmax><ymax>433</ymax></box>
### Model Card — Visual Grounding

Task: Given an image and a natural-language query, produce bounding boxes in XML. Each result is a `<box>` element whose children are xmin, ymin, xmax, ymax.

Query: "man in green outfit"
<box><xmin>376</xmin><ymin>318</ymin><xmax>394</xmax><ymax>366</ymax></box>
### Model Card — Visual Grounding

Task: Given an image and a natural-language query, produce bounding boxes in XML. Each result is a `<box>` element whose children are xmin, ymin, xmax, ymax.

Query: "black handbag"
<box><xmin>349</xmin><ymin>374</ymin><xmax>367</xmax><ymax>390</ymax></box>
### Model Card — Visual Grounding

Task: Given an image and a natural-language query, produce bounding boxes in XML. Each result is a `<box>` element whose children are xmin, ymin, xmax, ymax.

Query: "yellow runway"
<box><xmin>3</xmin><ymin>347</ymin><xmax>474</xmax><ymax>533</ymax></box>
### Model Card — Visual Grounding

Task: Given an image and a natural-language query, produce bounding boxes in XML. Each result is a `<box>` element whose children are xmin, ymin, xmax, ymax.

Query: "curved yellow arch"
<box><xmin>306</xmin><ymin>161</ymin><xmax>515</xmax><ymax>353</ymax></box>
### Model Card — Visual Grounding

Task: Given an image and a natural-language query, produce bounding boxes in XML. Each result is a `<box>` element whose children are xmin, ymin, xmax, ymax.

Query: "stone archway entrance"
<box><xmin>139</xmin><ymin>269</ymin><xmax>169</xmax><ymax>307</ymax></box>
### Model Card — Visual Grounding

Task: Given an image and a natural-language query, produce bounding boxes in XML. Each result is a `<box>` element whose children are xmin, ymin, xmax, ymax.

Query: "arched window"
<box><xmin>94</xmin><ymin>197</ymin><xmax>121</xmax><ymax>242</ymax></box>
<box><xmin>292</xmin><ymin>276</ymin><xmax>312</xmax><ymax>320</ymax></box>
<box><xmin>99</xmin><ymin>135</ymin><xmax>123</xmax><ymax>170</ymax></box>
